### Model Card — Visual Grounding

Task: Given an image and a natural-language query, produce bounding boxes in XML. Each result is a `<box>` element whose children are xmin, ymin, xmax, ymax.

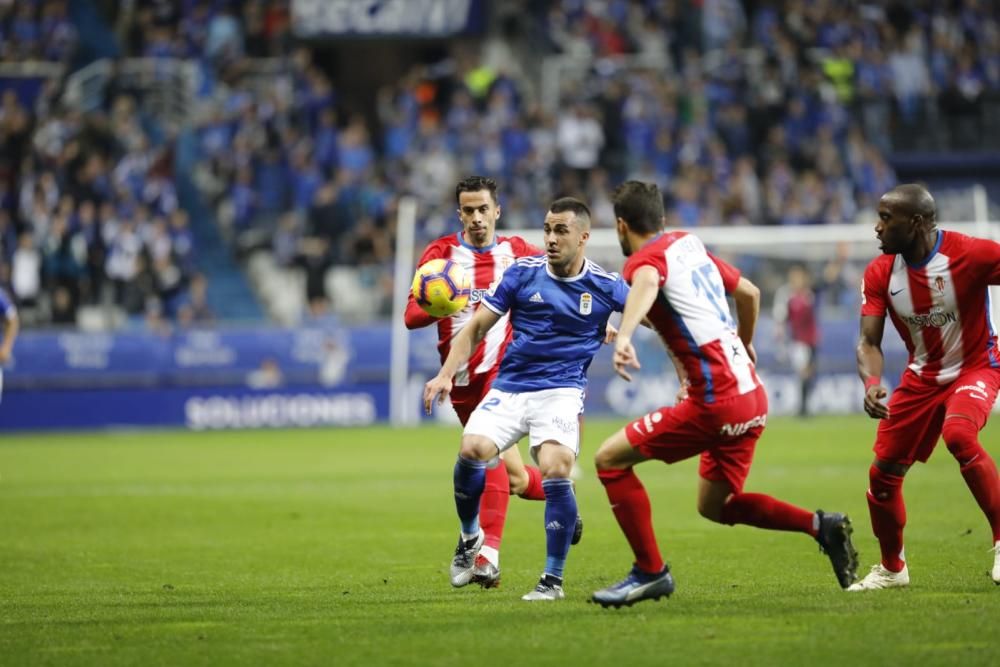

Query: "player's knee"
<box><xmin>541</xmin><ymin>458</ymin><xmax>573</xmax><ymax>480</ymax></box>
<box><xmin>942</xmin><ymin>416</ymin><xmax>980</xmax><ymax>462</ymax></box>
<box><xmin>697</xmin><ymin>498</ymin><xmax>724</xmax><ymax>523</ymax></box>
<box><xmin>593</xmin><ymin>445</ymin><xmax>616</xmax><ymax>471</ymax></box>
<box><xmin>868</xmin><ymin>463</ymin><xmax>904</xmax><ymax>502</ymax></box>
<box><xmin>459</xmin><ymin>436</ymin><xmax>496</xmax><ymax>461</ymax></box>
<box><xmin>594</xmin><ymin>433</ymin><xmax>631</xmax><ymax>471</ymax></box>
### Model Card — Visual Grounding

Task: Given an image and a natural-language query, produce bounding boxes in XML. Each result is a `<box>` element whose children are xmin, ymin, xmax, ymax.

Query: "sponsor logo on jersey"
<box><xmin>954</xmin><ymin>383</ymin><xmax>990</xmax><ymax>400</ymax></box>
<box><xmin>469</xmin><ymin>287</ymin><xmax>491</xmax><ymax>304</ymax></box>
<box><xmin>529</xmin><ymin>291</ymin><xmax>544</xmax><ymax>303</ymax></box>
<box><xmin>719</xmin><ymin>413</ymin><xmax>767</xmax><ymax>437</ymax></box>
<box><xmin>900</xmin><ymin>308</ymin><xmax>957</xmax><ymax>328</ymax></box>
<box><xmin>579</xmin><ymin>293</ymin><xmax>592</xmax><ymax>315</ymax></box>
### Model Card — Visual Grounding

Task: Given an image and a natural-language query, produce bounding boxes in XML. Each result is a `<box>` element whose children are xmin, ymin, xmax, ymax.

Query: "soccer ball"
<box><xmin>411</xmin><ymin>258</ymin><xmax>471</xmax><ymax>317</ymax></box>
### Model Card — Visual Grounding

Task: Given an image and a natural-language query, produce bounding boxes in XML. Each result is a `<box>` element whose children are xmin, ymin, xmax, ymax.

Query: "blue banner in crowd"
<box><xmin>0</xmin><ymin>317</ymin><xmax>917</xmax><ymax>431</ymax></box>
<box><xmin>5</xmin><ymin>323</ymin><xmax>390</xmax><ymax>389</ymax></box>
<box><xmin>0</xmin><ymin>322</ymin><xmax>394</xmax><ymax>430</ymax></box>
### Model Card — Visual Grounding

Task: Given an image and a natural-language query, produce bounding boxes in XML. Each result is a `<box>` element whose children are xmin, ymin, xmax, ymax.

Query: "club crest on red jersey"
<box><xmin>933</xmin><ymin>276</ymin><xmax>945</xmax><ymax>293</ymax></box>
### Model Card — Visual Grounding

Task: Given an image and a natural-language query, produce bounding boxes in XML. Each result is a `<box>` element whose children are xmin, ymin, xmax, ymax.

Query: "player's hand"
<box><xmin>0</xmin><ymin>347</ymin><xmax>10</xmax><ymax>364</ymax></box>
<box><xmin>863</xmin><ymin>384</ymin><xmax>889</xmax><ymax>420</ymax></box>
<box><xmin>745</xmin><ymin>342</ymin><xmax>757</xmax><ymax>365</ymax></box>
<box><xmin>603</xmin><ymin>322</ymin><xmax>618</xmax><ymax>345</ymax></box>
<box><xmin>423</xmin><ymin>373</ymin><xmax>453</xmax><ymax>415</ymax></box>
<box><xmin>676</xmin><ymin>379</ymin><xmax>689</xmax><ymax>403</ymax></box>
<box><xmin>613</xmin><ymin>336</ymin><xmax>640</xmax><ymax>381</ymax></box>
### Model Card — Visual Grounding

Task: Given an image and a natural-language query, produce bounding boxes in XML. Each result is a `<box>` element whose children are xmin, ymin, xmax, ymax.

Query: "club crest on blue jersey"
<box><xmin>579</xmin><ymin>293</ymin><xmax>592</xmax><ymax>315</ymax></box>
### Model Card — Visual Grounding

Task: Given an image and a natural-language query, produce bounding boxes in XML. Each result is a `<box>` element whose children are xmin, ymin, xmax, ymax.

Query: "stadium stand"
<box><xmin>0</xmin><ymin>0</ymin><xmax>998</xmax><ymax>329</ymax></box>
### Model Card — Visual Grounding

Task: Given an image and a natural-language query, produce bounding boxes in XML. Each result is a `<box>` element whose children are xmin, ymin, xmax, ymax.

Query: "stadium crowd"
<box><xmin>0</xmin><ymin>0</ymin><xmax>77</xmax><ymax>64</ymax></box>
<box><xmin>0</xmin><ymin>0</ymin><xmax>998</xmax><ymax>326</ymax></box>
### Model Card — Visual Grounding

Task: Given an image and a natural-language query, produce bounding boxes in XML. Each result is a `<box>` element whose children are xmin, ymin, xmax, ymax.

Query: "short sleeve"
<box><xmin>510</xmin><ymin>236</ymin><xmax>543</xmax><ymax>257</ymax></box>
<box><xmin>482</xmin><ymin>261</ymin><xmax>521</xmax><ymax>315</ymax></box>
<box><xmin>0</xmin><ymin>288</ymin><xmax>15</xmax><ymax>319</ymax></box>
<box><xmin>860</xmin><ymin>260</ymin><xmax>889</xmax><ymax>317</ymax></box>
<box><xmin>612</xmin><ymin>275</ymin><xmax>630</xmax><ymax>311</ymax></box>
<box><xmin>415</xmin><ymin>240</ymin><xmax>446</xmax><ymax>266</ymax></box>
<box><xmin>968</xmin><ymin>237</ymin><xmax>1000</xmax><ymax>285</ymax></box>
<box><xmin>708</xmin><ymin>252</ymin><xmax>741</xmax><ymax>293</ymax></box>
<box><xmin>622</xmin><ymin>253</ymin><xmax>666</xmax><ymax>286</ymax></box>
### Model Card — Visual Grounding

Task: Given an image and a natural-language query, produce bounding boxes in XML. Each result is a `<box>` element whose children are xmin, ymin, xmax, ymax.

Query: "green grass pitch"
<box><xmin>2</xmin><ymin>416</ymin><xmax>1000</xmax><ymax>666</ymax></box>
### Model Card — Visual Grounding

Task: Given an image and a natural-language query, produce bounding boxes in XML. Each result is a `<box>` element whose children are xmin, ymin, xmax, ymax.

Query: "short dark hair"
<box><xmin>612</xmin><ymin>181</ymin><xmax>664</xmax><ymax>234</ymax></box>
<box><xmin>455</xmin><ymin>176</ymin><xmax>499</xmax><ymax>205</ymax></box>
<box><xmin>548</xmin><ymin>197</ymin><xmax>591</xmax><ymax>229</ymax></box>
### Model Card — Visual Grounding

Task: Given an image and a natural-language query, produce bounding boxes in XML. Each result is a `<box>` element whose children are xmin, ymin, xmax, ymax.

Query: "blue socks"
<box><xmin>454</xmin><ymin>456</ymin><xmax>486</xmax><ymax>536</ymax></box>
<box><xmin>542</xmin><ymin>478</ymin><xmax>576</xmax><ymax>580</ymax></box>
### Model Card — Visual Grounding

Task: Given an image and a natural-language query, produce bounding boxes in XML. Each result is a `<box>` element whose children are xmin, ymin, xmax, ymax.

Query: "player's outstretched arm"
<box><xmin>732</xmin><ymin>277</ymin><xmax>760</xmax><ymax>363</ymax></box>
<box><xmin>0</xmin><ymin>311</ymin><xmax>18</xmax><ymax>364</ymax></box>
<box><xmin>423</xmin><ymin>306</ymin><xmax>502</xmax><ymax>413</ymax></box>
<box><xmin>403</xmin><ymin>296</ymin><xmax>439</xmax><ymax>329</ymax></box>
<box><xmin>857</xmin><ymin>314</ymin><xmax>889</xmax><ymax>419</ymax></box>
<box><xmin>614</xmin><ymin>266</ymin><xmax>658</xmax><ymax>381</ymax></box>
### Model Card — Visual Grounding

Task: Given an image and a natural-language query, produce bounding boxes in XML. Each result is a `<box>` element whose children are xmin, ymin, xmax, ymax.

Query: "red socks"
<box><xmin>944</xmin><ymin>417</ymin><xmax>1000</xmax><ymax>543</ymax></box>
<box><xmin>718</xmin><ymin>492</ymin><xmax>816</xmax><ymax>535</ymax></box>
<box><xmin>598</xmin><ymin>468</ymin><xmax>664</xmax><ymax>573</ymax></box>
<box><xmin>960</xmin><ymin>455</ymin><xmax>1000</xmax><ymax>543</ymax></box>
<box><xmin>520</xmin><ymin>465</ymin><xmax>546</xmax><ymax>501</ymax></box>
<box><xmin>867</xmin><ymin>464</ymin><xmax>906</xmax><ymax>572</ymax></box>
<box><xmin>480</xmin><ymin>464</ymin><xmax>510</xmax><ymax>551</ymax></box>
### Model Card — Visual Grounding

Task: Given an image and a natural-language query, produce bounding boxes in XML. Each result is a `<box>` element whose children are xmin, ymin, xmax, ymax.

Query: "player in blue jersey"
<box><xmin>424</xmin><ymin>197</ymin><xmax>629</xmax><ymax>601</ymax></box>
<box><xmin>0</xmin><ymin>287</ymin><xmax>19</xmax><ymax>401</ymax></box>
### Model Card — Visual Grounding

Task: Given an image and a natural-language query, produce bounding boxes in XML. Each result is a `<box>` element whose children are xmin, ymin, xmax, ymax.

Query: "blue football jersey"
<box><xmin>0</xmin><ymin>287</ymin><xmax>14</xmax><ymax>320</ymax></box>
<box><xmin>482</xmin><ymin>256</ymin><xmax>629</xmax><ymax>392</ymax></box>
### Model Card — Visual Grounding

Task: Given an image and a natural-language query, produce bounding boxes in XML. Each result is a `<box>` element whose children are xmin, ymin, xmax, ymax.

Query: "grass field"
<box><xmin>2</xmin><ymin>416</ymin><xmax>1000</xmax><ymax>666</ymax></box>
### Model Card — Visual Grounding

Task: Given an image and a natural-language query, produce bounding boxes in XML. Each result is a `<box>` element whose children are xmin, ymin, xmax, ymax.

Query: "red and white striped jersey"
<box><xmin>861</xmin><ymin>230</ymin><xmax>1000</xmax><ymax>384</ymax></box>
<box><xmin>405</xmin><ymin>232</ymin><xmax>541</xmax><ymax>391</ymax></box>
<box><xmin>622</xmin><ymin>231</ymin><xmax>762</xmax><ymax>403</ymax></box>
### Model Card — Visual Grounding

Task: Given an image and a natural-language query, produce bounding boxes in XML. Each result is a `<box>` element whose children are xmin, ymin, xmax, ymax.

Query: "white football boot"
<box><xmin>521</xmin><ymin>574</ymin><xmax>565</xmax><ymax>601</ymax></box>
<box><xmin>847</xmin><ymin>563</ymin><xmax>910</xmax><ymax>591</ymax></box>
<box><xmin>449</xmin><ymin>530</ymin><xmax>484</xmax><ymax>587</ymax></box>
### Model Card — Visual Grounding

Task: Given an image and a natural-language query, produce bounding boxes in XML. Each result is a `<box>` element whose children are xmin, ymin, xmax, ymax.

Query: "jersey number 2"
<box><xmin>479</xmin><ymin>397</ymin><xmax>501</xmax><ymax>412</ymax></box>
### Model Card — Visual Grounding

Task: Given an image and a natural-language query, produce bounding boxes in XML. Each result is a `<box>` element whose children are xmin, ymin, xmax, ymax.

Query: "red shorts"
<box><xmin>874</xmin><ymin>367</ymin><xmax>1000</xmax><ymax>465</ymax></box>
<box><xmin>625</xmin><ymin>385</ymin><xmax>769</xmax><ymax>493</ymax></box>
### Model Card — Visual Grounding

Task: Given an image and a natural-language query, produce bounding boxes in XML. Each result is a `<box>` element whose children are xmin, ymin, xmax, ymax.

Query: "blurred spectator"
<box><xmin>772</xmin><ymin>264</ymin><xmax>819</xmax><ymax>417</ymax></box>
<box><xmin>246</xmin><ymin>357</ymin><xmax>283</xmax><ymax>389</ymax></box>
<box><xmin>176</xmin><ymin>272</ymin><xmax>214</xmax><ymax>326</ymax></box>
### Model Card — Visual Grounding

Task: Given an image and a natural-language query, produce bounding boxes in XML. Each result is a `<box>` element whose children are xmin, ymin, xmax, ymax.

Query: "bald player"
<box><xmin>852</xmin><ymin>183</ymin><xmax>1000</xmax><ymax>590</ymax></box>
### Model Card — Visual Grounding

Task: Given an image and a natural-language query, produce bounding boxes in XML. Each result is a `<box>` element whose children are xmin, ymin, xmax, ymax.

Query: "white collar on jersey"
<box><xmin>546</xmin><ymin>258</ymin><xmax>591</xmax><ymax>282</ymax></box>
